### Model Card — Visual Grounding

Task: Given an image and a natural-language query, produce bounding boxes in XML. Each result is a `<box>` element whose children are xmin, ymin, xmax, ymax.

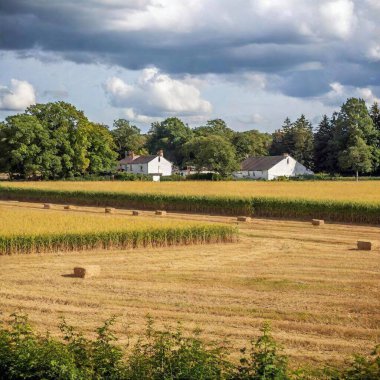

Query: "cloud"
<box><xmin>0</xmin><ymin>79</ymin><xmax>36</xmax><ymax>110</ymax></box>
<box><xmin>321</xmin><ymin>82</ymin><xmax>380</xmax><ymax>106</ymax></box>
<box><xmin>0</xmin><ymin>0</ymin><xmax>378</xmax><ymax>104</ymax></box>
<box><xmin>319</xmin><ymin>0</ymin><xmax>356</xmax><ymax>39</ymax></box>
<box><xmin>238</xmin><ymin>113</ymin><xmax>265</xmax><ymax>125</ymax></box>
<box><xmin>104</xmin><ymin>67</ymin><xmax>212</xmax><ymax>119</ymax></box>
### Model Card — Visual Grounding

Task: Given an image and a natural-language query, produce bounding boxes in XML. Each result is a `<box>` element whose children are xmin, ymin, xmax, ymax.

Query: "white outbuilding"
<box><xmin>233</xmin><ymin>154</ymin><xmax>313</xmax><ymax>180</ymax></box>
<box><xmin>117</xmin><ymin>150</ymin><xmax>172</xmax><ymax>178</ymax></box>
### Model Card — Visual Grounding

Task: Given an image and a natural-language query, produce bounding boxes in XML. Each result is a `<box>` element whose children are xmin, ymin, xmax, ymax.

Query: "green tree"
<box><xmin>0</xmin><ymin>101</ymin><xmax>118</xmax><ymax>179</ymax></box>
<box><xmin>233</xmin><ymin>130</ymin><xmax>272</xmax><ymax>162</ymax></box>
<box><xmin>370</xmin><ymin>102</ymin><xmax>380</xmax><ymax>137</ymax></box>
<box><xmin>194</xmin><ymin>119</ymin><xmax>235</xmax><ymax>141</ymax></box>
<box><xmin>111</xmin><ymin>119</ymin><xmax>147</xmax><ymax>159</ymax></box>
<box><xmin>86</xmin><ymin>123</ymin><xmax>118</xmax><ymax>174</ymax></box>
<box><xmin>288</xmin><ymin>115</ymin><xmax>314</xmax><ymax>169</ymax></box>
<box><xmin>270</xmin><ymin>116</ymin><xmax>314</xmax><ymax>169</ymax></box>
<box><xmin>333</xmin><ymin>98</ymin><xmax>379</xmax><ymax>176</ymax></box>
<box><xmin>314</xmin><ymin>115</ymin><xmax>336</xmax><ymax>173</ymax></box>
<box><xmin>27</xmin><ymin>102</ymin><xmax>92</xmax><ymax>177</ymax></box>
<box><xmin>338</xmin><ymin>136</ymin><xmax>373</xmax><ymax>180</ymax></box>
<box><xmin>146</xmin><ymin>117</ymin><xmax>193</xmax><ymax>166</ymax></box>
<box><xmin>0</xmin><ymin>114</ymin><xmax>56</xmax><ymax>179</ymax></box>
<box><xmin>270</xmin><ymin>118</ymin><xmax>291</xmax><ymax>156</ymax></box>
<box><xmin>184</xmin><ymin>135</ymin><xmax>239</xmax><ymax>177</ymax></box>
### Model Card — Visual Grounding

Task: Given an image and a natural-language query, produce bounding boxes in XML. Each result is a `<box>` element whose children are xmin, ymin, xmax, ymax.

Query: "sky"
<box><xmin>0</xmin><ymin>0</ymin><xmax>379</xmax><ymax>133</ymax></box>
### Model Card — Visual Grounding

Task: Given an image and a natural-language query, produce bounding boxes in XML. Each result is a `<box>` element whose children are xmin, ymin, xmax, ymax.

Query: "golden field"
<box><xmin>0</xmin><ymin>202</ymin><xmax>208</xmax><ymax>237</ymax></box>
<box><xmin>0</xmin><ymin>201</ymin><xmax>379</xmax><ymax>370</ymax></box>
<box><xmin>3</xmin><ymin>180</ymin><xmax>380</xmax><ymax>203</ymax></box>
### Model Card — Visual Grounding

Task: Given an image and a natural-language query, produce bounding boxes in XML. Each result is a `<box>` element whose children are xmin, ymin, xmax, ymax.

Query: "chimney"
<box><xmin>282</xmin><ymin>153</ymin><xmax>289</xmax><ymax>157</ymax></box>
<box><xmin>127</xmin><ymin>151</ymin><xmax>135</xmax><ymax>159</ymax></box>
<box><xmin>157</xmin><ymin>149</ymin><xmax>164</xmax><ymax>157</ymax></box>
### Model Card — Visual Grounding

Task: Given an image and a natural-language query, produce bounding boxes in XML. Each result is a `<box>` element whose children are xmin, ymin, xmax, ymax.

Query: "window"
<box><xmin>140</xmin><ymin>165</ymin><xmax>143</xmax><ymax>172</ymax></box>
<box><xmin>158</xmin><ymin>157</ymin><xmax>161</xmax><ymax>162</ymax></box>
<box><xmin>287</xmin><ymin>158</ymin><xmax>290</xmax><ymax>164</ymax></box>
<box><xmin>129</xmin><ymin>165</ymin><xmax>132</xmax><ymax>171</ymax></box>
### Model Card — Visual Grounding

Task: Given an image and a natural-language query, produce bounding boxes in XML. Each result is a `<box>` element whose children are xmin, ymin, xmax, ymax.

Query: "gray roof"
<box><xmin>119</xmin><ymin>156</ymin><xmax>139</xmax><ymax>164</ymax></box>
<box><xmin>241</xmin><ymin>156</ymin><xmax>285</xmax><ymax>171</ymax></box>
<box><xmin>128</xmin><ymin>155</ymin><xmax>157</xmax><ymax>164</ymax></box>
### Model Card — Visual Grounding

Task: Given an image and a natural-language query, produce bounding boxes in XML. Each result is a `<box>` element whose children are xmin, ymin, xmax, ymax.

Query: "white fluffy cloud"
<box><xmin>104</xmin><ymin>67</ymin><xmax>212</xmax><ymax>120</ymax></box>
<box><xmin>322</xmin><ymin>82</ymin><xmax>380</xmax><ymax>106</ymax></box>
<box><xmin>0</xmin><ymin>79</ymin><xmax>36</xmax><ymax>111</ymax></box>
<box><xmin>319</xmin><ymin>0</ymin><xmax>356</xmax><ymax>39</ymax></box>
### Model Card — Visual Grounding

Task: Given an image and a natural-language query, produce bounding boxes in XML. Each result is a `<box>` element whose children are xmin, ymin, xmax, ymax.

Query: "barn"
<box><xmin>233</xmin><ymin>154</ymin><xmax>313</xmax><ymax>180</ymax></box>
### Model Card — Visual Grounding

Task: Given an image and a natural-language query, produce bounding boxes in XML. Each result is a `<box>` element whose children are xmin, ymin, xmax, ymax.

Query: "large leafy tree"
<box><xmin>86</xmin><ymin>123</ymin><xmax>118</xmax><ymax>173</ymax></box>
<box><xmin>194</xmin><ymin>119</ymin><xmax>234</xmax><ymax>141</ymax></box>
<box><xmin>183</xmin><ymin>135</ymin><xmax>239</xmax><ymax>177</ymax></box>
<box><xmin>111</xmin><ymin>119</ymin><xmax>147</xmax><ymax>159</ymax></box>
<box><xmin>338</xmin><ymin>136</ymin><xmax>373</xmax><ymax>180</ymax></box>
<box><xmin>0</xmin><ymin>114</ymin><xmax>55</xmax><ymax>179</ymax></box>
<box><xmin>146</xmin><ymin>117</ymin><xmax>193</xmax><ymax>166</ymax></box>
<box><xmin>232</xmin><ymin>130</ymin><xmax>271</xmax><ymax>162</ymax></box>
<box><xmin>0</xmin><ymin>101</ymin><xmax>118</xmax><ymax>179</ymax></box>
<box><xmin>333</xmin><ymin>98</ymin><xmax>379</xmax><ymax>176</ymax></box>
<box><xmin>26</xmin><ymin>102</ymin><xmax>92</xmax><ymax>177</ymax></box>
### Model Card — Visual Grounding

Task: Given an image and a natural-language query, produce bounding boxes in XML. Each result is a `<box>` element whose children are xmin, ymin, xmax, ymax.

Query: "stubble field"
<box><xmin>0</xmin><ymin>201</ymin><xmax>379</xmax><ymax>371</ymax></box>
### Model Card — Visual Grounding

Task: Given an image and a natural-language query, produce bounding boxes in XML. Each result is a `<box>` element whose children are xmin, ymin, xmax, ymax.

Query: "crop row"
<box><xmin>0</xmin><ymin>186</ymin><xmax>379</xmax><ymax>224</ymax></box>
<box><xmin>0</xmin><ymin>225</ymin><xmax>237</xmax><ymax>255</ymax></box>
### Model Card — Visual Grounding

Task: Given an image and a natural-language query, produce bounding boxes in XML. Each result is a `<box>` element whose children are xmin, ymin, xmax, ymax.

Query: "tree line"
<box><xmin>0</xmin><ymin>98</ymin><xmax>379</xmax><ymax>179</ymax></box>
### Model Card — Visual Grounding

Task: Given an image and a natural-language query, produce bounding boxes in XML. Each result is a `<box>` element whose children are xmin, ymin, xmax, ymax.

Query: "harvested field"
<box><xmin>3</xmin><ymin>180</ymin><xmax>380</xmax><ymax>203</ymax></box>
<box><xmin>0</xmin><ymin>201</ymin><xmax>379</xmax><ymax>370</ymax></box>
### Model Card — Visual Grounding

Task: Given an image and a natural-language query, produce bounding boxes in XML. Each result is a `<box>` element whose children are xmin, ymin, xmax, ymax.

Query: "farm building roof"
<box><xmin>241</xmin><ymin>156</ymin><xmax>286</xmax><ymax>171</ymax></box>
<box><xmin>119</xmin><ymin>156</ymin><xmax>139</xmax><ymax>164</ymax></box>
<box><xmin>130</xmin><ymin>155</ymin><xmax>158</xmax><ymax>164</ymax></box>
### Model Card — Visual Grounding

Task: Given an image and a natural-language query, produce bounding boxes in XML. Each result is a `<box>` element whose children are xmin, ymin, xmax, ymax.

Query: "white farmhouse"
<box><xmin>233</xmin><ymin>154</ymin><xmax>313</xmax><ymax>180</ymax></box>
<box><xmin>117</xmin><ymin>150</ymin><xmax>172</xmax><ymax>179</ymax></box>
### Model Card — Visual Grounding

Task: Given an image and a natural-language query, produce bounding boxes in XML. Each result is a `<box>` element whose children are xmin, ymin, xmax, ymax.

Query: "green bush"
<box><xmin>0</xmin><ymin>313</ymin><xmax>378</xmax><ymax>379</ymax></box>
<box><xmin>232</xmin><ymin>323</ymin><xmax>289</xmax><ymax>380</ymax></box>
<box><xmin>340</xmin><ymin>345</ymin><xmax>380</xmax><ymax>380</ymax></box>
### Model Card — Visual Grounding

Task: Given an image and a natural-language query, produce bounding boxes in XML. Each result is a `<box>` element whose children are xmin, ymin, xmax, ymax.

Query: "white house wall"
<box><xmin>268</xmin><ymin>157</ymin><xmax>313</xmax><ymax>180</ymax></box>
<box><xmin>147</xmin><ymin>156</ymin><xmax>172</xmax><ymax>176</ymax></box>
<box><xmin>129</xmin><ymin>163</ymin><xmax>149</xmax><ymax>175</ymax></box>
<box><xmin>233</xmin><ymin>170</ymin><xmax>268</xmax><ymax>180</ymax></box>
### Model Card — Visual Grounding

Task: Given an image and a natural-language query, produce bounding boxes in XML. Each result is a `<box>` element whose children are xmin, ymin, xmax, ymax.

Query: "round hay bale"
<box><xmin>312</xmin><ymin>219</ymin><xmax>324</xmax><ymax>226</ymax></box>
<box><xmin>105</xmin><ymin>207</ymin><xmax>115</xmax><ymax>214</ymax></box>
<box><xmin>64</xmin><ymin>205</ymin><xmax>74</xmax><ymax>210</ymax></box>
<box><xmin>132</xmin><ymin>210</ymin><xmax>140</xmax><ymax>216</ymax></box>
<box><xmin>155</xmin><ymin>210</ymin><xmax>167</xmax><ymax>216</ymax></box>
<box><xmin>73</xmin><ymin>265</ymin><xmax>101</xmax><ymax>279</ymax></box>
<box><xmin>43</xmin><ymin>203</ymin><xmax>52</xmax><ymax>209</ymax></box>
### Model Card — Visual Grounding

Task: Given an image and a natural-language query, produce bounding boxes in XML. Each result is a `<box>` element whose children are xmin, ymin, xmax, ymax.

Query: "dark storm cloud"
<box><xmin>0</xmin><ymin>0</ymin><xmax>379</xmax><ymax>99</ymax></box>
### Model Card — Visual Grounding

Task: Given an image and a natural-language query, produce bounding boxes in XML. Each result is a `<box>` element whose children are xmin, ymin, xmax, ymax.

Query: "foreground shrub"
<box><xmin>126</xmin><ymin>318</ymin><xmax>230</xmax><ymax>379</ymax></box>
<box><xmin>340</xmin><ymin>345</ymin><xmax>380</xmax><ymax>380</ymax></box>
<box><xmin>0</xmin><ymin>313</ymin><xmax>378</xmax><ymax>379</ymax></box>
<box><xmin>233</xmin><ymin>323</ymin><xmax>289</xmax><ymax>380</ymax></box>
